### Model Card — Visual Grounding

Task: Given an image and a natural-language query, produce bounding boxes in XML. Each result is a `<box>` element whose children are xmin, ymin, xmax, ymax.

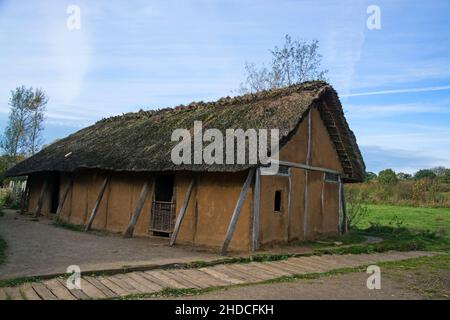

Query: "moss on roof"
<box><xmin>6</xmin><ymin>81</ymin><xmax>365</xmax><ymax>182</ymax></box>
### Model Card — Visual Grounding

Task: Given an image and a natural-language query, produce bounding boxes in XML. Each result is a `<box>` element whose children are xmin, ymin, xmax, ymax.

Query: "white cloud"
<box><xmin>345</xmin><ymin>101</ymin><xmax>450</xmax><ymax>118</ymax></box>
<box><xmin>342</xmin><ymin>85</ymin><xmax>450</xmax><ymax>97</ymax></box>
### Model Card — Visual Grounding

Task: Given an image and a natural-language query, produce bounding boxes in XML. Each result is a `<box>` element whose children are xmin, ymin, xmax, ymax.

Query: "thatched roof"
<box><xmin>6</xmin><ymin>81</ymin><xmax>365</xmax><ymax>182</ymax></box>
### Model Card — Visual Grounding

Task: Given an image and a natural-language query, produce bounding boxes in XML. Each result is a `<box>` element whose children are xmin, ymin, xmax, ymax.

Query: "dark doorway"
<box><xmin>154</xmin><ymin>175</ymin><xmax>174</xmax><ymax>202</ymax></box>
<box><xmin>150</xmin><ymin>175</ymin><xmax>176</xmax><ymax>236</ymax></box>
<box><xmin>49</xmin><ymin>172</ymin><xmax>60</xmax><ymax>213</ymax></box>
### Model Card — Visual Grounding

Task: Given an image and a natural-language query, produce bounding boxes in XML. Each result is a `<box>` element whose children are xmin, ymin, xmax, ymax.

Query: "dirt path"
<box><xmin>178</xmin><ymin>272</ymin><xmax>423</xmax><ymax>300</ymax></box>
<box><xmin>0</xmin><ymin>210</ymin><xmax>219</xmax><ymax>279</ymax></box>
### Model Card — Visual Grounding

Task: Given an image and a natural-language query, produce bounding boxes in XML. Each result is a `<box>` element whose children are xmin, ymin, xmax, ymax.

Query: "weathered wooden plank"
<box><xmin>56</xmin><ymin>176</ymin><xmax>73</xmax><ymax>218</ymax></box>
<box><xmin>126</xmin><ymin>272</ymin><xmax>162</xmax><ymax>292</ymax></box>
<box><xmin>251</xmin><ymin>263</ymin><xmax>292</xmax><ymax>277</ymax></box>
<box><xmin>178</xmin><ymin>269</ymin><xmax>228</xmax><ymax>287</ymax></box>
<box><xmin>199</xmin><ymin>267</ymin><xmax>244</xmax><ymax>285</ymax></box>
<box><xmin>212</xmin><ymin>264</ymin><xmax>251</xmax><ymax>282</ymax></box>
<box><xmin>34</xmin><ymin>179</ymin><xmax>49</xmax><ymax>217</ymax></box>
<box><xmin>55</xmin><ymin>279</ymin><xmax>89</xmax><ymax>300</ymax></box>
<box><xmin>4</xmin><ymin>287</ymin><xmax>23</xmax><ymax>300</ymax></box>
<box><xmin>225</xmin><ymin>264</ymin><xmax>271</xmax><ymax>281</ymax></box>
<box><xmin>85</xmin><ymin>176</ymin><xmax>110</xmax><ymax>231</ymax></box>
<box><xmin>162</xmin><ymin>270</ymin><xmax>201</xmax><ymax>288</ymax></box>
<box><xmin>19</xmin><ymin>283</ymin><xmax>41</xmax><ymax>300</ymax></box>
<box><xmin>97</xmin><ymin>276</ymin><xmax>129</xmax><ymax>296</ymax></box>
<box><xmin>283</xmin><ymin>258</ymin><xmax>327</xmax><ymax>272</ymax></box>
<box><xmin>0</xmin><ymin>288</ymin><xmax>8</xmax><ymax>300</ymax></box>
<box><xmin>170</xmin><ymin>179</ymin><xmax>195</xmax><ymax>246</ymax></box>
<box><xmin>244</xmin><ymin>263</ymin><xmax>285</xmax><ymax>279</ymax></box>
<box><xmin>123</xmin><ymin>180</ymin><xmax>151</xmax><ymax>238</ymax></box>
<box><xmin>213</xmin><ymin>264</ymin><xmax>256</xmax><ymax>282</ymax></box>
<box><xmin>79</xmin><ymin>278</ymin><xmax>108</xmax><ymax>299</ymax></box>
<box><xmin>115</xmin><ymin>274</ymin><xmax>150</xmax><ymax>293</ymax></box>
<box><xmin>107</xmin><ymin>275</ymin><xmax>140</xmax><ymax>294</ymax></box>
<box><xmin>265</xmin><ymin>261</ymin><xmax>302</xmax><ymax>274</ymax></box>
<box><xmin>143</xmin><ymin>270</ymin><xmax>186</xmax><ymax>289</ymax></box>
<box><xmin>84</xmin><ymin>276</ymin><xmax>117</xmax><ymax>298</ymax></box>
<box><xmin>44</xmin><ymin>279</ymin><xmax>77</xmax><ymax>300</ymax></box>
<box><xmin>221</xmin><ymin>168</ymin><xmax>255</xmax><ymax>255</ymax></box>
<box><xmin>32</xmin><ymin>282</ymin><xmax>58</xmax><ymax>300</ymax></box>
<box><xmin>252</xmin><ymin>168</ymin><xmax>260</xmax><ymax>251</ymax></box>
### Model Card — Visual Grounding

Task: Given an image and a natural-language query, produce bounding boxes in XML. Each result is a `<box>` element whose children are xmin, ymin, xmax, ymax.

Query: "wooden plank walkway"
<box><xmin>0</xmin><ymin>251</ymin><xmax>434</xmax><ymax>300</ymax></box>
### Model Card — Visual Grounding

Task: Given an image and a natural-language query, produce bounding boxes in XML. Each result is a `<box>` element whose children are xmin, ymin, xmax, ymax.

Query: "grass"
<box><xmin>358</xmin><ymin>204</ymin><xmax>450</xmax><ymax>233</ymax></box>
<box><xmin>52</xmin><ymin>219</ymin><xmax>86</xmax><ymax>233</ymax></box>
<box><xmin>349</xmin><ymin>204</ymin><xmax>450</xmax><ymax>253</ymax></box>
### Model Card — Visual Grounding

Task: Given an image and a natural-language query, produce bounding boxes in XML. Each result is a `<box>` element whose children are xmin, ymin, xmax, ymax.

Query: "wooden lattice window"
<box><xmin>150</xmin><ymin>201</ymin><xmax>176</xmax><ymax>233</ymax></box>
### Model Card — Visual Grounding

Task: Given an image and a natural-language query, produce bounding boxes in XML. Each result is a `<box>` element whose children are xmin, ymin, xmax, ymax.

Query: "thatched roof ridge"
<box><xmin>6</xmin><ymin>81</ymin><xmax>365</xmax><ymax>182</ymax></box>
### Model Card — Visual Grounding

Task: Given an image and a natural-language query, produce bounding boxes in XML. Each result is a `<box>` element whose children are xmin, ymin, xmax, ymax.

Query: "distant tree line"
<box><xmin>365</xmin><ymin>167</ymin><xmax>450</xmax><ymax>185</ymax></box>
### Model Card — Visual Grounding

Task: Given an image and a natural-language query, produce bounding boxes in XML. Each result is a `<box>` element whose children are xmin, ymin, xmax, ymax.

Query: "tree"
<box><xmin>0</xmin><ymin>86</ymin><xmax>47</xmax><ymax>163</ymax></box>
<box><xmin>397</xmin><ymin>172</ymin><xmax>412</xmax><ymax>180</ymax></box>
<box><xmin>431</xmin><ymin>166</ymin><xmax>448</xmax><ymax>177</ymax></box>
<box><xmin>239</xmin><ymin>35</ymin><xmax>328</xmax><ymax>93</ymax></box>
<box><xmin>365</xmin><ymin>171</ymin><xmax>377</xmax><ymax>182</ymax></box>
<box><xmin>27</xmin><ymin>88</ymin><xmax>48</xmax><ymax>155</ymax></box>
<box><xmin>1</xmin><ymin>87</ymin><xmax>33</xmax><ymax>162</ymax></box>
<box><xmin>414</xmin><ymin>169</ymin><xmax>436</xmax><ymax>180</ymax></box>
<box><xmin>378</xmin><ymin>169</ymin><xmax>398</xmax><ymax>185</ymax></box>
<box><xmin>437</xmin><ymin>169</ymin><xmax>450</xmax><ymax>184</ymax></box>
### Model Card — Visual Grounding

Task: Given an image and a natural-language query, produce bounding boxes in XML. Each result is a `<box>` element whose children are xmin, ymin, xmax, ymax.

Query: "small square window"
<box><xmin>324</xmin><ymin>172</ymin><xmax>339</xmax><ymax>183</ymax></box>
<box><xmin>277</xmin><ymin>165</ymin><xmax>290</xmax><ymax>176</ymax></box>
<box><xmin>274</xmin><ymin>190</ymin><xmax>282</xmax><ymax>212</ymax></box>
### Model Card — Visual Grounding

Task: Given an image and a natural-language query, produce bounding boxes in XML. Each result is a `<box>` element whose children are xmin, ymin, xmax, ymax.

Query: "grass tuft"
<box><xmin>52</xmin><ymin>219</ymin><xmax>86</xmax><ymax>233</ymax></box>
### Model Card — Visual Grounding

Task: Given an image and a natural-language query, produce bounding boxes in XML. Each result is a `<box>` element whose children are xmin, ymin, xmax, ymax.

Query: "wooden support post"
<box><xmin>56</xmin><ymin>176</ymin><xmax>74</xmax><ymax>219</ymax></box>
<box><xmin>252</xmin><ymin>168</ymin><xmax>261</xmax><ymax>251</ymax></box>
<box><xmin>20</xmin><ymin>179</ymin><xmax>29</xmax><ymax>214</ymax></box>
<box><xmin>303</xmin><ymin>110</ymin><xmax>312</xmax><ymax>240</ymax></box>
<box><xmin>124</xmin><ymin>180</ymin><xmax>151</xmax><ymax>238</ymax></box>
<box><xmin>34</xmin><ymin>179</ymin><xmax>49</xmax><ymax>218</ymax></box>
<box><xmin>341</xmin><ymin>182</ymin><xmax>348</xmax><ymax>234</ymax></box>
<box><xmin>85</xmin><ymin>176</ymin><xmax>110</xmax><ymax>231</ymax></box>
<box><xmin>338</xmin><ymin>176</ymin><xmax>343</xmax><ymax>235</ymax></box>
<box><xmin>287</xmin><ymin>170</ymin><xmax>292</xmax><ymax>241</ymax></box>
<box><xmin>170</xmin><ymin>179</ymin><xmax>195</xmax><ymax>246</ymax></box>
<box><xmin>221</xmin><ymin>168</ymin><xmax>255</xmax><ymax>255</ymax></box>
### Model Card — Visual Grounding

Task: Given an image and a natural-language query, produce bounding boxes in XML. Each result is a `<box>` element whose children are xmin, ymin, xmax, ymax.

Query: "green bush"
<box><xmin>0</xmin><ymin>189</ymin><xmax>12</xmax><ymax>208</ymax></box>
<box><xmin>378</xmin><ymin>169</ymin><xmax>398</xmax><ymax>185</ymax></box>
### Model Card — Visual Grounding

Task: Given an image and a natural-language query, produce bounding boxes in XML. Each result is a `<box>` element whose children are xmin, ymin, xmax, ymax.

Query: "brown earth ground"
<box><xmin>0</xmin><ymin>209</ymin><xmax>316</xmax><ymax>279</ymax></box>
<box><xmin>0</xmin><ymin>209</ymin><xmax>220</xmax><ymax>279</ymax></box>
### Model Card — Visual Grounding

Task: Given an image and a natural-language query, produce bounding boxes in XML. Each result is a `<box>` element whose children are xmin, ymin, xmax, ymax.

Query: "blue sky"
<box><xmin>0</xmin><ymin>0</ymin><xmax>449</xmax><ymax>174</ymax></box>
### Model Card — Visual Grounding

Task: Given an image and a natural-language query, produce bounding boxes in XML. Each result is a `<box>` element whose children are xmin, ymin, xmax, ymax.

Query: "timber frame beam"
<box><xmin>34</xmin><ymin>179</ymin><xmax>49</xmax><ymax>218</ymax></box>
<box><xmin>123</xmin><ymin>179</ymin><xmax>152</xmax><ymax>238</ymax></box>
<box><xmin>170</xmin><ymin>179</ymin><xmax>195</xmax><ymax>246</ymax></box>
<box><xmin>56</xmin><ymin>175</ymin><xmax>74</xmax><ymax>219</ymax></box>
<box><xmin>221</xmin><ymin>168</ymin><xmax>255</xmax><ymax>255</ymax></box>
<box><xmin>85</xmin><ymin>176</ymin><xmax>110</xmax><ymax>231</ymax></box>
<box><xmin>251</xmin><ymin>168</ymin><xmax>261</xmax><ymax>251</ymax></box>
